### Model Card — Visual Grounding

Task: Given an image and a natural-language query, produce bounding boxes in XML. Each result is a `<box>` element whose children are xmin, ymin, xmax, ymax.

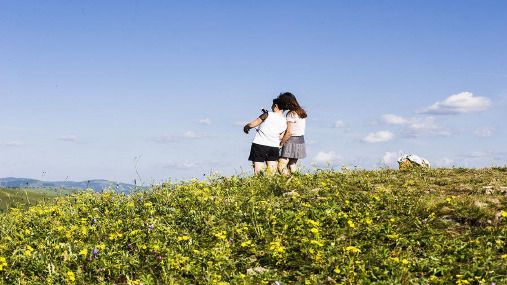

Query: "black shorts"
<box><xmin>248</xmin><ymin>143</ymin><xmax>280</xmax><ymax>162</ymax></box>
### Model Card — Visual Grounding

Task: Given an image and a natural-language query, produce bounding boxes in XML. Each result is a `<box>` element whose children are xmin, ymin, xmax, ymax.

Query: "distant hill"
<box><xmin>0</xmin><ymin>177</ymin><xmax>138</xmax><ymax>193</ymax></box>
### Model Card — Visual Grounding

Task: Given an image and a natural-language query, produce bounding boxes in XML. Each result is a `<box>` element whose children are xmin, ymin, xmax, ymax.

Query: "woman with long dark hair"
<box><xmin>278</xmin><ymin>92</ymin><xmax>307</xmax><ymax>175</ymax></box>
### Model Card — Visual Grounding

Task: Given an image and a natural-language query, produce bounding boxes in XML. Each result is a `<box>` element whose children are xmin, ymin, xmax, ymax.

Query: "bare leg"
<box><xmin>253</xmin><ymin>162</ymin><xmax>265</xmax><ymax>175</ymax></box>
<box><xmin>278</xmin><ymin>158</ymin><xmax>289</xmax><ymax>175</ymax></box>
<box><xmin>266</xmin><ymin>161</ymin><xmax>278</xmax><ymax>175</ymax></box>
<box><xmin>288</xmin><ymin>158</ymin><xmax>299</xmax><ymax>173</ymax></box>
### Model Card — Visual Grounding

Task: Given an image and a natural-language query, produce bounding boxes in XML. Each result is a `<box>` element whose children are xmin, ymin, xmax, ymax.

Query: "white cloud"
<box><xmin>59</xmin><ymin>135</ymin><xmax>80</xmax><ymax>142</ymax></box>
<box><xmin>198</xmin><ymin>118</ymin><xmax>212</xmax><ymax>125</ymax></box>
<box><xmin>457</xmin><ymin>151</ymin><xmax>507</xmax><ymax>160</ymax></box>
<box><xmin>151</xmin><ymin>131</ymin><xmax>210</xmax><ymax>143</ymax></box>
<box><xmin>182</xmin><ymin>131</ymin><xmax>208</xmax><ymax>139</ymax></box>
<box><xmin>381</xmin><ymin>151</ymin><xmax>404</xmax><ymax>166</ymax></box>
<box><xmin>435</xmin><ymin>157</ymin><xmax>454</xmax><ymax>167</ymax></box>
<box><xmin>332</xmin><ymin>120</ymin><xmax>345</xmax><ymax>128</ymax></box>
<box><xmin>473</xmin><ymin>127</ymin><xmax>495</xmax><ymax>138</ymax></box>
<box><xmin>458</xmin><ymin>151</ymin><xmax>493</xmax><ymax>158</ymax></box>
<box><xmin>380</xmin><ymin>114</ymin><xmax>451</xmax><ymax>138</ymax></box>
<box><xmin>2</xmin><ymin>141</ymin><xmax>24</xmax><ymax>147</ymax></box>
<box><xmin>380</xmin><ymin>114</ymin><xmax>408</xmax><ymax>125</ymax></box>
<box><xmin>157</xmin><ymin>159</ymin><xmax>223</xmax><ymax>170</ymax></box>
<box><xmin>160</xmin><ymin>160</ymin><xmax>201</xmax><ymax>169</ymax></box>
<box><xmin>313</xmin><ymin>151</ymin><xmax>342</xmax><ymax>165</ymax></box>
<box><xmin>363</xmin><ymin>131</ymin><xmax>394</xmax><ymax>143</ymax></box>
<box><xmin>418</xmin><ymin>92</ymin><xmax>491</xmax><ymax>115</ymax></box>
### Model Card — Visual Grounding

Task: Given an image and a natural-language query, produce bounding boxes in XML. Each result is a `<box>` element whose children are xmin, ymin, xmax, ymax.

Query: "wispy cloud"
<box><xmin>381</xmin><ymin>151</ymin><xmax>404</xmax><ymax>166</ymax></box>
<box><xmin>473</xmin><ymin>127</ymin><xmax>495</xmax><ymax>138</ymax></box>
<box><xmin>233</xmin><ymin>121</ymin><xmax>248</xmax><ymax>126</ymax></box>
<box><xmin>380</xmin><ymin>114</ymin><xmax>451</xmax><ymax>137</ymax></box>
<box><xmin>313</xmin><ymin>151</ymin><xmax>342</xmax><ymax>165</ymax></box>
<box><xmin>434</xmin><ymin>157</ymin><xmax>454</xmax><ymax>167</ymax></box>
<box><xmin>418</xmin><ymin>92</ymin><xmax>491</xmax><ymax>115</ymax></box>
<box><xmin>159</xmin><ymin>160</ymin><xmax>203</xmax><ymax>169</ymax></box>
<box><xmin>198</xmin><ymin>118</ymin><xmax>212</xmax><ymax>125</ymax></box>
<box><xmin>151</xmin><ymin>131</ymin><xmax>210</xmax><ymax>143</ymax></box>
<box><xmin>156</xmin><ymin>159</ymin><xmax>222</xmax><ymax>169</ymax></box>
<box><xmin>1</xmin><ymin>141</ymin><xmax>24</xmax><ymax>147</ymax></box>
<box><xmin>380</xmin><ymin>114</ymin><xmax>408</xmax><ymax>125</ymax></box>
<box><xmin>457</xmin><ymin>150</ymin><xmax>507</xmax><ymax>159</ymax></box>
<box><xmin>362</xmin><ymin>131</ymin><xmax>394</xmax><ymax>143</ymax></box>
<box><xmin>331</xmin><ymin>120</ymin><xmax>345</xmax><ymax>128</ymax></box>
<box><xmin>59</xmin><ymin>135</ymin><xmax>81</xmax><ymax>143</ymax></box>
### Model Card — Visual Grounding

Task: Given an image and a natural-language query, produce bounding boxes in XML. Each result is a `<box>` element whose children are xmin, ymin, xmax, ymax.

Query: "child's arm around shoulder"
<box><xmin>243</xmin><ymin>112</ymin><xmax>269</xmax><ymax>134</ymax></box>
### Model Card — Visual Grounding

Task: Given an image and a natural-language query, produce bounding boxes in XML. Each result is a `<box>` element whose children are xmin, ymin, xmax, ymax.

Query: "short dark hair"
<box><xmin>272</xmin><ymin>98</ymin><xmax>287</xmax><ymax>110</ymax></box>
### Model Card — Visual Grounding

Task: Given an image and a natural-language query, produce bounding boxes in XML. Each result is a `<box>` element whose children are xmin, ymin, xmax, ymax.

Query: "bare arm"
<box><xmin>244</xmin><ymin>112</ymin><xmax>269</xmax><ymax>134</ymax></box>
<box><xmin>280</xmin><ymin>121</ymin><xmax>293</xmax><ymax>147</ymax></box>
<box><xmin>243</xmin><ymin>117</ymin><xmax>263</xmax><ymax>134</ymax></box>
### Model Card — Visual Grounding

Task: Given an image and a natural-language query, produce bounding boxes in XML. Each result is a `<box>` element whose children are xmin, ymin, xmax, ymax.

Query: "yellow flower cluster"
<box><xmin>25</xmin><ymin>245</ymin><xmax>35</xmax><ymax>256</ymax></box>
<box><xmin>66</xmin><ymin>271</ymin><xmax>75</xmax><ymax>282</ymax></box>
<box><xmin>389</xmin><ymin>257</ymin><xmax>409</xmax><ymax>264</ymax></box>
<box><xmin>345</xmin><ymin>246</ymin><xmax>361</xmax><ymax>253</ymax></box>
<box><xmin>214</xmin><ymin>231</ymin><xmax>227</xmax><ymax>239</ymax></box>
<box><xmin>0</xmin><ymin>257</ymin><xmax>7</xmax><ymax>271</ymax></box>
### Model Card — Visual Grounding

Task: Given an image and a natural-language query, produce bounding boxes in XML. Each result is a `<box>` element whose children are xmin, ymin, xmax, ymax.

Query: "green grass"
<box><xmin>0</xmin><ymin>168</ymin><xmax>506</xmax><ymax>284</ymax></box>
<box><xmin>0</xmin><ymin>187</ymin><xmax>79</xmax><ymax>213</ymax></box>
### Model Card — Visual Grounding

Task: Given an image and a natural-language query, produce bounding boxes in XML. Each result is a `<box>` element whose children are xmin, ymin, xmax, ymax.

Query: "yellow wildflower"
<box><xmin>25</xmin><ymin>245</ymin><xmax>34</xmax><ymax>255</ymax></box>
<box><xmin>310</xmin><ymin>240</ymin><xmax>324</xmax><ymax>247</ymax></box>
<box><xmin>0</xmin><ymin>257</ymin><xmax>7</xmax><ymax>271</ymax></box>
<box><xmin>67</xmin><ymin>271</ymin><xmax>75</xmax><ymax>282</ymax></box>
<box><xmin>79</xmin><ymin>248</ymin><xmax>88</xmax><ymax>257</ymax></box>
<box><xmin>345</xmin><ymin>246</ymin><xmax>361</xmax><ymax>253</ymax></box>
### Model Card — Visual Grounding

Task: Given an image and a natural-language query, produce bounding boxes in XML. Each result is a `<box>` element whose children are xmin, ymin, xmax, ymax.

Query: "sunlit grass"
<box><xmin>0</xmin><ymin>167</ymin><xmax>506</xmax><ymax>284</ymax></box>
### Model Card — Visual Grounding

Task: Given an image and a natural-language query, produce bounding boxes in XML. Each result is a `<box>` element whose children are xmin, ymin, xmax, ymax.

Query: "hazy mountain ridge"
<box><xmin>0</xmin><ymin>177</ymin><xmax>136</xmax><ymax>192</ymax></box>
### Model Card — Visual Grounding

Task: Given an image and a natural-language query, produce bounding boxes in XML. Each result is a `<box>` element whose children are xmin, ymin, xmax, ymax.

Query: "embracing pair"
<box><xmin>243</xmin><ymin>92</ymin><xmax>307</xmax><ymax>176</ymax></box>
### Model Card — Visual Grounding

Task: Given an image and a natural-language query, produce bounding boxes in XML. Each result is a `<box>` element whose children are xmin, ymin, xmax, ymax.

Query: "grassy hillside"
<box><xmin>0</xmin><ymin>188</ymin><xmax>53</xmax><ymax>213</ymax></box>
<box><xmin>0</xmin><ymin>187</ymin><xmax>79</xmax><ymax>213</ymax></box>
<box><xmin>0</xmin><ymin>168</ymin><xmax>506</xmax><ymax>284</ymax></box>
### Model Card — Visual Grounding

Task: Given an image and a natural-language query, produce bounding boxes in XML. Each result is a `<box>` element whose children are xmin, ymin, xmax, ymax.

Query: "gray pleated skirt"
<box><xmin>280</xmin><ymin>136</ymin><xmax>307</xmax><ymax>159</ymax></box>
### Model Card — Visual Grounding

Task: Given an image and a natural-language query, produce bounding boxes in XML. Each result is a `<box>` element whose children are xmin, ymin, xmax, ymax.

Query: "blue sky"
<box><xmin>2</xmin><ymin>1</ymin><xmax>506</xmax><ymax>184</ymax></box>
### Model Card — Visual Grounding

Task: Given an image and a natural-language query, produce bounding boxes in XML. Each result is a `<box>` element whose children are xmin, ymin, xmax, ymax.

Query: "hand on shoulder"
<box><xmin>259</xmin><ymin>112</ymin><xmax>268</xmax><ymax>121</ymax></box>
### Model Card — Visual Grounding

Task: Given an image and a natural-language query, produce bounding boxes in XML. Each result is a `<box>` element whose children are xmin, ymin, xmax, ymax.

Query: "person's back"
<box><xmin>243</xmin><ymin>96</ymin><xmax>288</xmax><ymax>175</ymax></box>
<box><xmin>286</xmin><ymin>111</ymin><xmax>306</xmax><ymax>137</ymax></box>
<box><xmin>278</xmin><ymin>92</ymin><xmax>308</xmax><ymax>175</ymax></box>
<box><xmin>253</xmin><ymin>111</ymin><xmax>287</xmax><ymax>147</ymax></box>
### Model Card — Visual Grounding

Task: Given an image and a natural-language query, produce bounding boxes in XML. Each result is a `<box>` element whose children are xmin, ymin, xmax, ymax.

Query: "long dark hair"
<box><xmin>279</xmin><ymin>92</ymin><xmax>307</xmax><ymax>118</ymax></box>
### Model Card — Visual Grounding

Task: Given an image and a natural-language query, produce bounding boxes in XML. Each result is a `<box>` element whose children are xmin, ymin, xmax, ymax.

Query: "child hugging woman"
<box><xmin>243</xmin><ymin>95</ymin><xmax>288</xmax><ymax>175</ymax></box>
<box><xmin>278</xmin><ymin>92</ymin><xmax>307</xmax><ymax>175</ymax></box>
